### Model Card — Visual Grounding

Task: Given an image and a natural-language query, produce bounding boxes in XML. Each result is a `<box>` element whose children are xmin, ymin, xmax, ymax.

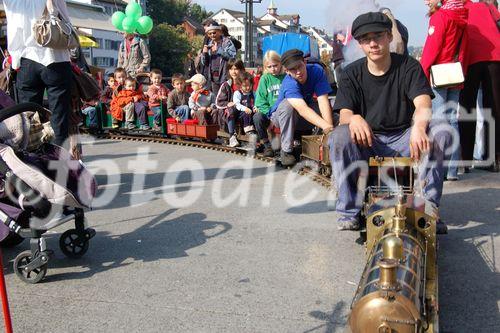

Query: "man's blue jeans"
<box><xmin>432</xmin><ymin>87</ymin><xmax>460</xmax><ymax>178</ymax></box>
<box><xmin>329</xmin><ymin>123</ymin><xmax>452</xmax><ymax>222</ymax></box>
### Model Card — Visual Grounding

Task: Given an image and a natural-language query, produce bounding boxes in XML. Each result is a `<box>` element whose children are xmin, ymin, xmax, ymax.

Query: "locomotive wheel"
<box><xmin>59</xmin><ymin>229</ymin><xmax>90</xmax><ymax>258</ymax></box>
<box><xmin>14</xmin><ymin>250</ymin><xmax>47</xmax><ymax>284</ymax></box>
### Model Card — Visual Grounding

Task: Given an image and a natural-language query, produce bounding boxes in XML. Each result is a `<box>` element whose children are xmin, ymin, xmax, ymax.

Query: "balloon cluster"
<box><xmin>111</xmin><ymin>0</ymin><xmax>153</xmax><ymax>35</ymax></box>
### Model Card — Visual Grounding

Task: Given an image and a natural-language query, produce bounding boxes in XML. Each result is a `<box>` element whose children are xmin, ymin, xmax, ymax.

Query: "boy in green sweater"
<box><xmin>254</xmin><ymin>51</ymin><xmax>286</xmax><ymax>157</ymax></box>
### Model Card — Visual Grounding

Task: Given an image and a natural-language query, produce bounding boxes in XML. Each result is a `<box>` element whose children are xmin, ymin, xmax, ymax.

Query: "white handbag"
<box><xmin>430</xmin><ymin>62</ymin><xmax>464</xmax><ymax>88</ymax></box>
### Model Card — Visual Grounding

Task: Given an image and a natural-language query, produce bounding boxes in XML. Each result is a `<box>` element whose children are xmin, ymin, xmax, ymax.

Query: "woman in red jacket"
<box><xmin>421</xmin><ymin>0</ymin><xmax>468</xmax><ymax>180</ymax></box>
<box><xmin>459</xmin><ymin>0</ymin><xmax>500</xmax><ymax>172</ymax></box>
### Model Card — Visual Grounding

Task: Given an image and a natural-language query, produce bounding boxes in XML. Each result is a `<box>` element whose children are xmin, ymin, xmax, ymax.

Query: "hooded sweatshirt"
<box><xmin>421</xmin><ymin>0</ymin><xmax>469</xmax><ymax>80</ymax></box>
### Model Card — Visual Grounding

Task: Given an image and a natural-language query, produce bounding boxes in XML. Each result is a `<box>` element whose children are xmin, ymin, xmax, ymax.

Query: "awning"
<box><xmin>66</xmin><ymin>2</ymin><xmax>118</xmax><ymax>32</ymax></box>
<box><xmin>79</xmin><ymin>35</ymin><xmax>99</xmax><ymax>48</ymax></box>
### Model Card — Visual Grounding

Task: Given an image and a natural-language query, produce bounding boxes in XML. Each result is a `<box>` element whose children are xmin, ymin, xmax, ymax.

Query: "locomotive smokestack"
<box><xmin>383</xmin><ymin>236</ymin><xmax>403</xmax><ymax>261</ymax></box>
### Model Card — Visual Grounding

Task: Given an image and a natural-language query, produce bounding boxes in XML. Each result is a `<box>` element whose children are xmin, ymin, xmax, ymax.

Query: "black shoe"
<box><xmin>280</xmin><ymin>150</ymin><xmax>296</xmax><ymax>166</ymax></box>
<box><xmin>436</xmin><ymin>219</ymin><xmax>448</xmax><ymax>235</ymax></box>
<box><xmin>263</xmin><ymin>146</ymin><xmax>274</xmax><ymax>157</ymax></box>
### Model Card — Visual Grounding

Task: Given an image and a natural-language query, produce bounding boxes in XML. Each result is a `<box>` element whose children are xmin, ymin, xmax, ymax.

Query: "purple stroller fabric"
<box><xmin>0</xmin><ymin>201</ymin><xmax>28</xmax><ymax>242</ymax></box>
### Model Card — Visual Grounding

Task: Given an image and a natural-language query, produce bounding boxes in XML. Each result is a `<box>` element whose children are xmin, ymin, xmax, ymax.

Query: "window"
<box><xmin>220</xmin><ymin>18</ymin><xmax>227</xmax><ymax>23</ymax></box>
<box><xmin>237</xmin><ymin>35</ymin><xmax>242</xmax><ymax>41</ymax></box>
<box><xmin>103</xmin><ymin>6</ymin><xmax>113</xmax><ymax>15</ymax></box>
<box><xmin>92</xmin><ymin>57</ymin><xmax>115</xmax><ymax>67</ymax></box>
<box><xmin>94</xmin><ymin>38</ymin><xmax>103</xmax><ymax>49</ymax></box>
<box><xmin>105</xmin><ymin>40</ymin><xmax>113</xmax><ymax>50</ymax></box>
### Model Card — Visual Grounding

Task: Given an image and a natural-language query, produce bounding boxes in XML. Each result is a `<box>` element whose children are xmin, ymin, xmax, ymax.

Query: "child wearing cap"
<box><xmin>187</xmin><ymin>74</ymin><xmax>216</xmax><ymax>125</ymax></box>
<box><xmin>329</xmin><ymin>11</ymin><xmax>450</xmax><ymax>233</ymax></box>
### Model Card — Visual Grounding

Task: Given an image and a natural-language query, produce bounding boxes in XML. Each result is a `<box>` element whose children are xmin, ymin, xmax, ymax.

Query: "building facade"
<box><xmin>72</xmin><ymin>0</ymin><xmax>129</xmax><ymax>73</ymax></box>
<box><xmin>304</xmin><ymin>27</ymin><xmax>333</xmax><ymax>57</ymax></box>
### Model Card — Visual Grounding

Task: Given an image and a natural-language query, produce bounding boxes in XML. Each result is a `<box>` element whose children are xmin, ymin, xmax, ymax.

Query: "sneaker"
<box><xmin>140</xmin><ymin>124</ymin><xmax>151</xmax><ymax>130</ymax></box>
<box><xmin>436</xmin><ymin>219</ymin><xmax>448</xmax><ymax>234</ymax></box>
<box><xmin>112</xmin><ymin>124</ymin><xmax>119</xmax><ymax>129</ymax></box>
<box><xmin>337</xmin><ymin>219</ymin><xmax>360</xmax><ymax>231</ymax></box>
<box><xmin>263</xmin><ymin>146</ymin><xmax>274</xmax><ymax>157</ymax></box>
<box><xmin>280</xmin><ymin>150</ymin><xmax>296</xmax><ymax>166</ymax></box>
<box><xmin>125</xmin><ymin>122</ymin><xmax>136</xmax><ymax>129</ymax></box>
<box><xmin>229</xmin><ymin>134</ymin><xmax>240</xmax><ymax>147</ymax></box>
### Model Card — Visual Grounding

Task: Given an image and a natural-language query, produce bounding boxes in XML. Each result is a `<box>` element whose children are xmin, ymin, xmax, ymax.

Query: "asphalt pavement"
<box><xmin>1</xmin><ymin>137</ymin><xmax>499</xmax><ymax>333</ymax></box>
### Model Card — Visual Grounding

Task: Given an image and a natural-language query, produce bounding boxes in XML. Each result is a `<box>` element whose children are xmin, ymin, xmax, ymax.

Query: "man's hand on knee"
<box><xmin>349</xmin><ymin>115</ymin><xmax>373</xmax><ymax>147</ymax></box>
<box><xmin>410</xmin><ymin>124</ymin><xmax>430</xmax><ymax>160</ymax></box>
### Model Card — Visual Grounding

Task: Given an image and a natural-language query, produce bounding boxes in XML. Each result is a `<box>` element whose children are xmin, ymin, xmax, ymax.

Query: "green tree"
<box><xmin>148</xmin><ymin>0</ymin><xmax>190</xmax><ymax>26</ymax></box>
<box><xmin>188</xmin><ymin>3</ymin><xmax>212</xmax><ymax>23</ymax></box>
<box><xmin>149</xmin><ymin>24</ymin><xmax>191</xmax><ymax>76</ymax></box>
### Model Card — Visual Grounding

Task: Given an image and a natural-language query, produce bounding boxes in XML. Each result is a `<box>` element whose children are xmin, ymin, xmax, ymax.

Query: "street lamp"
<box><xmin>239</xmin><ymin>0</ymin><xmax>262</xmax><ymax>67</ymax></box>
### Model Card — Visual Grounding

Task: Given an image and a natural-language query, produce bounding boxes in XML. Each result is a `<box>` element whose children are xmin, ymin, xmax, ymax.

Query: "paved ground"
<box><xmin>1</xmin><ymin>137</ymin><xmax>499</xmax><ymax>333</ymax></box>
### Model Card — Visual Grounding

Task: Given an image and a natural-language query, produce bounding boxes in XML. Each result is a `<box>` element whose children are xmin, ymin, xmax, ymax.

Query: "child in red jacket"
<box><xmin>110</xmin><ymin>77</ymin><xmax>149</xmax><ymax>129</ymax></box>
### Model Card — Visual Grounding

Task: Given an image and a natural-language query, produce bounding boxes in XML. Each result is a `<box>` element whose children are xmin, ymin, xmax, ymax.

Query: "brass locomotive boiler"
<box><xmin>349</xmin><ymin>158</ymin><xmax>439</xmax><ymax>333</ymax></box>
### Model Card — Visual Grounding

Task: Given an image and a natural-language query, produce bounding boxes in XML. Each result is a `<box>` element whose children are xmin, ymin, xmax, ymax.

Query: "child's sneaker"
<box><xmin>229</xmin><ymin>134</ymin><xmax>240</xmax><ymax>147</ymax></box>
<box><xmin>140</xmin><ymin>124</ymin><xmax>151</xmax><ymax>130</ymax></box>
<box><xmin>112</xmin><ymin>124</ymin><xmax>119</xmax><ymax>129</ymax></box>
<box><xmin>126</xmin><ymin>122</ymin><xmax>136</xmax><ymax>129</ymax></box>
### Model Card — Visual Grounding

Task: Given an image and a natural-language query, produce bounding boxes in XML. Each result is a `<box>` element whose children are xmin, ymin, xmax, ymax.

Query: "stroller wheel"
<box><xmin>14</xmin><ymin>250</ymin><xmax>48</xmax><ymax>284</ymax></box>
<box><xmin>59</xmin><ymin>229</ymin><xmax>90</xmax><ymax>258</ymax></box>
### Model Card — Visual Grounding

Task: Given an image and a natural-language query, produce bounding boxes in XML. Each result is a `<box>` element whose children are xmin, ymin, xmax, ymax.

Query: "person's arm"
<box><xmin>215</xmin><ymin>83</ymin><xmax>230</xmax><ymax>109</ymax></box>
<box><xmin>188</xmin><ymin>94</ymin><xmax>197</xmax><ymax>111</ymax></box>
<box><xmin>410</xmin><ymin>94</ymin><xmax>432</xmax><ymax>160</ymax></box>
<box><xmin>339</xmin><ymin>109</ymin><xmax>374</xmax><ymax>147</ymax></box>
<box><xmin>287</xmin><ymin>98</ymin><xmax>332</xmax><ymax>131</ymax></box>
<box><xmin>420</xmin><ymin>14</ymin><xmax>445</xmax><ymax>80</ymax></box>
<box><xmin>316</xmin><ymin>94</ymin><xmax>333</xmax><ymax>127</ymax></box>
<box><xmin>218</xmin><ymin>38</ymin><xmax>237</xmax><ymax>60</ymax></box>
<box><xmin>139</xmin><ymin>39</ymin><xmax>151</xmax><ymax>71</ymax></box>
<box><xmin>117</xmin><ymin>42</ymin><xmax>124</xmax><ymax>68</ymax></box>
<box><xmin>254</xmin><ymin>76</ymin><xmax>272</xmax><ymax>114</ymax></box>
<box><xmin>147</xmin><ymin>86</ymin><xmax>159</xmax><ymax>102</ymax></box>
<box><xmin>233</xmin><ymin>91</ymin><xmax>246</xmax><ymax>112</ymax></box>
<box><xmin>167</xmin><ymin>91</ymin><xmax>176</xmax><ymax>117</ymax></box>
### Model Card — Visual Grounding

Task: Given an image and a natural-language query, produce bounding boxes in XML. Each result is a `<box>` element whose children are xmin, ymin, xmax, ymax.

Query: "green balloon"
<box><xmin>111</xmin><ymin>11</ymin><xmax>126</xmax><ymax>31</ymax></box>
<box><xmin>122</xmin><ymin>16</ymin><xmax>137</xmax><ymax>34</ymax></box>
<box><xmin>136</xmin><ymin>16</ymin><xmax>153</xmax><ymax>35</ymax></box>
<box><xmin>125</xmin><ymin>1</ymin><xmax>142</xmax><ymax>20</ymax></box>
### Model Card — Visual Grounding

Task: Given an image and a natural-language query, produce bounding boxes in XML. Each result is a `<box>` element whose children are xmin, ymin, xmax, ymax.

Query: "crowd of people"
<box><xmin>0</xmin><ymin>0</ymin><xmax>498</xmax><ymax>233</ymax></box>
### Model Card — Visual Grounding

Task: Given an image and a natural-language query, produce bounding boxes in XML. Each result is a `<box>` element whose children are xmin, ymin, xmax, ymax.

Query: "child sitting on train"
<box><xmin>111</xmin><ymin>77</ymin><xmax>150</xmax><ymax>129</ymax></box>
<box><xmin>167</xmin><ymin>73</ymin><xmax>190</xmax><ymax>123</ymax></box>
<box><xmin>187</xmin><ymin>74</ymin><xmax>216</xmax><ymax>126</ymax></box>
<box><xmin>227</xmin><ymin>72</ymin><xmax>256</xmax><ymax>147</ymax></box>
<box><xmin>100</xmin><ymin>74</ymin><xmax>116</xmax><ymax>110</ymax></box>
<box><xmin>147</xmin><ymin>68</ymin><xmax>170</xmax><ymax>128</ymax></box>
<box><xmin>110</xmin><ymin>68</ymin><xmax>126</xmax><ymax>128</ymax></box>
<box><xmin>215</xmin><ymin>59</ymin><xmax>245</xmax><ymax>133</ymax></box>
<box><xmin>254</xmin><ymin>50</ymin><xmax>286</xmax><ymax>157</ymax></box>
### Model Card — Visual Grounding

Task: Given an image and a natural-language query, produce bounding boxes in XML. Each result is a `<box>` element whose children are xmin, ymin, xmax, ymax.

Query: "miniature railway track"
<box><xmin>92</xmin><ymin>130</ymin><xmax>333</xmax><ymax>190</ymax></box>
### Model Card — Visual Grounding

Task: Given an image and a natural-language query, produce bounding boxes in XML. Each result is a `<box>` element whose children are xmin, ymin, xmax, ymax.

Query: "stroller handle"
<box><xmin>0</xmin><ymin>102</ymin><xmax>47</xmax><ymax>123</ymax></box>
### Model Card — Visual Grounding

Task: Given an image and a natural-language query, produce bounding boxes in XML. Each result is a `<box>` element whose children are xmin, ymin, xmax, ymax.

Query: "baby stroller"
<box><xmin>0</xmin><ymin>101</ymin><xmax>97</xmax><ymax>284</ymax></box>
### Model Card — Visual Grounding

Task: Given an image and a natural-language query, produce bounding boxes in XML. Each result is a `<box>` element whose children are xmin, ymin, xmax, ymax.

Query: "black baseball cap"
<box><xmin>281</xmin><ymin>49</ymin><xmax>304</xmax><ymax>69</ymax></box>
<box><xmin>351</xmin><ymin>12</ymin><xmax>392</xmax><ymax>40</ymax></box>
